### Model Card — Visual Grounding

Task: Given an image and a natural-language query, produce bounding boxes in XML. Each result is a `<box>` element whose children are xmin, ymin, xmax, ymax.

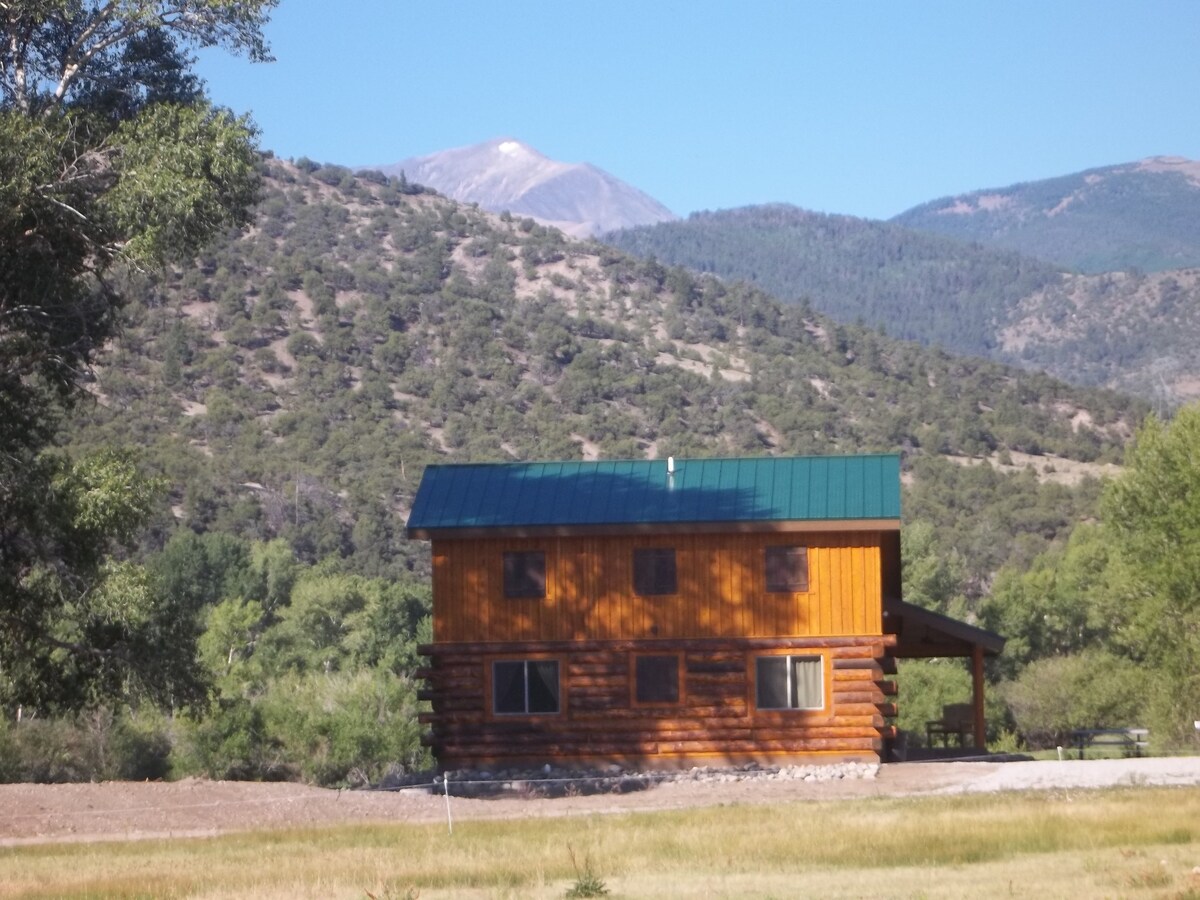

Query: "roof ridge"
<box><xmin>422</xmin><ymin>453</ymin><xmax>901</xmax><ymax>468</ymax></box>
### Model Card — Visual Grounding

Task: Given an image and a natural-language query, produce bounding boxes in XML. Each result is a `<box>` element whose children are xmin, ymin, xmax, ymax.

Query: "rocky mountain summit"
<box><xmin>371</xmin><ymin>138</ymin><xmax>676</xmax><ymax>237</ymax></box>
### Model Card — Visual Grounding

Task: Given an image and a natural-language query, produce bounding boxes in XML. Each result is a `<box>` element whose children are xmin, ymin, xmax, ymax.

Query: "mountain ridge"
<box><xmin>604</xmin><ymin>182</ymin><xmax>1200</xmax><ymax>405</ymax></box>
<box><xmin>891</xmin><ymin>155</ymin><xmax>1200</xmax><ymax>273</ymax></box>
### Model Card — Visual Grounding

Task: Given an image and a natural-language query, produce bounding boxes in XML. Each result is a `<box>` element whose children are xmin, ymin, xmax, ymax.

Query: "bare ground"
<box><xmin>2</xmin><ymin>757</ymin><xmax>1198</xmax><ymax>847</ymax></box>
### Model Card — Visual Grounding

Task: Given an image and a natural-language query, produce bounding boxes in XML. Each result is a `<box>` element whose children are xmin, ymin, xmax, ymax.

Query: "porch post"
<box><xmin>972</xmin><ymin>643</ymin><xmax>986</xmax><ymax>749</ymax></box>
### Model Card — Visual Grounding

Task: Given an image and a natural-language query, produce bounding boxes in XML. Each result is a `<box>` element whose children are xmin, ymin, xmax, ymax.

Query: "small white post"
<box><xmin>442</xmin><ymin>774</ymin><xmax>453</xmax><ymax>835</ymax></box>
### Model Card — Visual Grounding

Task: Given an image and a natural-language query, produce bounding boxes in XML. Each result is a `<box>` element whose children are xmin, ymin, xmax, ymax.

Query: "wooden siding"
<box><xmin>432</xmin><ymin>531</ymin><xmax>884</xmax><ymax>643</ymax></box>
<box><xmin>419</xmin><ymin>636</ymin><xmax>897</xmax><ymax>768</ymax></box>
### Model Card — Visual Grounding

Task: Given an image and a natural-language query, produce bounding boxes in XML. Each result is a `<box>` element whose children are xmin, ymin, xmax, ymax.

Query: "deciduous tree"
<box><xmin>1101</xmin><ymin>405</ymin><xmax>1200</xmax><ymax>739</ymax></box>
<box><xmin>1</xmin><ymin>0</ymin><xmax>275</xmax><ymax>711</ymax></box>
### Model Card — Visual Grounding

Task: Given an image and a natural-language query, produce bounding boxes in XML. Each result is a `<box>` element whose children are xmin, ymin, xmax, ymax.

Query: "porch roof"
<box><xmin>883</xmin><ymin>598</ymin><xmax>1005</xmax><ymax>658</ymax></box>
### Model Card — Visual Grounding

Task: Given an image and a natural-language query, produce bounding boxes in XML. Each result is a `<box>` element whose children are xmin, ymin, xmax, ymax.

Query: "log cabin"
<box><xmin>407</xmin><ymin>454</ymin><xmax>1002</xmax><ymax>769</ymax></box>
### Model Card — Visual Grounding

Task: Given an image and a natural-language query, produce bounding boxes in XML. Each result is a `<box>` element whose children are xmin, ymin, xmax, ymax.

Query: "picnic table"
<box><xmin>1070</xmin><ymin>727</ymin><xmax>1149</xmax><ymax>759</ymax></box>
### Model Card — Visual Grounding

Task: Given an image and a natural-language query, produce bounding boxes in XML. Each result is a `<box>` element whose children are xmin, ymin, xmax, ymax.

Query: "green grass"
<box><xmin>2</xmin><ymin>787</ymin><xmax>1199</xmax><ymax>898</ymax></box>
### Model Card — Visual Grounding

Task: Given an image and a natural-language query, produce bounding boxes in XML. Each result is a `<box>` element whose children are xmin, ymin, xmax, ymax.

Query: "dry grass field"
<box><xmin>2</xmin><ymin>784</ymin><xmax>1199</xmax><ymax>898</ymax></box>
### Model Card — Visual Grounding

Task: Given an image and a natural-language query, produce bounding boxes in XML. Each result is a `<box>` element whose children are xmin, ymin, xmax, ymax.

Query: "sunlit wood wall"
<box><xmin>432</xmin><ymin>531</ymin><xmax>885</xmax><ymax>643</ymax></box>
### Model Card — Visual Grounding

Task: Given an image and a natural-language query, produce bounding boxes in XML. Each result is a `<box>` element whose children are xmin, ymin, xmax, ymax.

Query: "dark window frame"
<box><xmin>631</xmin><ymin>653</ymin><xmax>683</xmax><ymax>706</ymax></box>
<box><xmin>491</xmin><ymin>659</ymin><xmax>561</xmax><ymax>716</ymax></box>
<box><xmin>503</xmin><ymin>550</ymin><xmax>546</xmax><ymax>599</ymax></box>
<box><xmin>633</xmin><ymin>547</ymin><xmax>677</xmax><ymax>596</ymax></box>
<box><xmin>765</xmin><ymin>545</ymin><xmax>809</xmax><ymax>593</ymax></box>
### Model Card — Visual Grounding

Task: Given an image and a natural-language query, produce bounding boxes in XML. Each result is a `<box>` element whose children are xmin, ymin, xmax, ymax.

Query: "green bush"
<box><xmin>175</xmin><ymin>669</ymin><xmax>429</xmax><ymax>787</ymax></box>
<box><xmin>1001</xmin><ymin>650</ymin><xmax>1151</xmax><ymax>748</ymax></box>
<box><xmin>259</xmin><ymin>669</ymin><xmax>428</xmax><ymax>786</ymax></box>
<box><xmin>0</xmin><ymin>708</ymin><xmax>172</xmax><ymax>783</ymax></box>
<box><xmin>174</xmin><ymin>697</ymin><xmax>291</xmax><ymax>781</ymax></box>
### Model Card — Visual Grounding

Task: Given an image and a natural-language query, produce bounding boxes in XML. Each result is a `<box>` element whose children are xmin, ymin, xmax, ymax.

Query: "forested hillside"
<box><xmin>68</xmin><ymin>159</ymin><xmax>1142</xmax><ymax>581</ymax></box>
<box><xmin>13</xmin><ymin>157</ymin><xmax>1152</xmax><ymax>782</ymax></box>
<box><xmin>892</xmin><ymin>157</ymin><xmax>1200</xmax><ymax>274</ymax></box>
<box><xmin>602</xmin><ymin>204</ymin><xmax>1064</xmax><ymax>359</ymax></box>
<box><xmin>604</xmin><ymin>204</ymin><xmax>1200</xmax><ymax>406</ymax></box>
<box><xmin>999</xmin><ymin>267</ymin><xmax>1200</xmax><ymax>405</ymax></box>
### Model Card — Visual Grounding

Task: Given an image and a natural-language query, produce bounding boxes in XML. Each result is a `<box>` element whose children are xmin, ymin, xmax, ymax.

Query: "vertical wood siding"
<box><xmin>432</xmin><ymin>532</ymin><xmax>885</xmax><ymax>643</ymax></box>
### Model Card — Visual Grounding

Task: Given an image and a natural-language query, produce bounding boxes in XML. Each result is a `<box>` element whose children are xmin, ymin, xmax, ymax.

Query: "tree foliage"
<box><xmin>604</xmin><ymin>203</ymin><xmax>1200</xmax><ymax>406</ymax></box>
<box><xmin>893</xmin><ymin>165</ymin><xmax>1200</xmax><ymax>275</ymax></box>
<box><xmin>603</xmin><ymin>204</ymin><xmax>1064</xmax><ymax>360</ymax></box>
<box><xmin>1</xmin><ymin>0</ymin><xmax>270</xmax><ymax>407</ymax></box>
<box><xmin>172</xmin><ymin>536</ymin><xmax>432</xmax><ymax>784</ymax></box>
<box><xmin>981</xmin><ymin>404</ymin><xmax>1200</xmax><ymax>745</ymax></box>
<box><xmin>0</xmin><ymin>450</ymin><xmax>207</xmax><ymax>710</ymax></box>
<box><xmin>1000</xmin><ymin>651</ymin><xmax>1150</xmax><ymax>748</ymax></box>
<box><xmin>1101</xmin><ymin>406</ymin><xmax>1200</xmax><ymax>738</ymax></box>
<box><xmin>0</xmin><ymin>0</ymin><xmax>273</xmax><ymax>711</ymax></box>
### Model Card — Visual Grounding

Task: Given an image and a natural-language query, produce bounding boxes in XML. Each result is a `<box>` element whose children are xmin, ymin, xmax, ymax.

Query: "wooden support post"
<box><xmin>972</xmin><ymin>644</ymin><xmax>986</xmax><ymax>750</ymax></box>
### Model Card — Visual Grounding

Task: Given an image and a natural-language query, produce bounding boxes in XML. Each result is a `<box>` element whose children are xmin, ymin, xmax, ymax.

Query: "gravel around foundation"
<box><xmin>0</xmin><ymin>756</ymin><xmax>1197</xmax><ymax>846</ymax></box>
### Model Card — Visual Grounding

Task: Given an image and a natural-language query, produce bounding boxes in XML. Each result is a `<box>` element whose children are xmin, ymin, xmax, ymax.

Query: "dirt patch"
<box><xmin>3</xmin><ymin>758</ymin><xmax>1197</xmax><ymax>846</ymax></box>
<box><xmin>943</xmin><ymin>451</ymin><xmax>1121</xmax><ymax>486</ymax></box>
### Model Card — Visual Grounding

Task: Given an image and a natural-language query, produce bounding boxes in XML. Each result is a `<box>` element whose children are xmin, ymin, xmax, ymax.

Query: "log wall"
<box><xmin>432</xmin><ymin>531</ymin><xmax>884</xmax><ymax>643</ymax></box>
<box><xmin>419</xmin><ymin>635</ymin><xmax>897</xmax><ymax>769</ymax></box>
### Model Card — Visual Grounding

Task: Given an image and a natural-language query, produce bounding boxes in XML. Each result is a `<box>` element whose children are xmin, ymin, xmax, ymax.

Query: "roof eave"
<box><xmin>407</xmin><ymin>517</ymin><xmax>901</xmax><ymax>541</ymax></box>
<box><xmin>883</xmin><ymin>598</ymin><xmax>1006</xmax><ymax>657</ymax></box>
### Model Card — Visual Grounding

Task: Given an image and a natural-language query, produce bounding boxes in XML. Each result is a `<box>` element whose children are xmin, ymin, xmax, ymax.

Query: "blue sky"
<box><xmin>196</xmin><ymin>1</ymin><xmax>1200</xmax><ymax>221</ymax></box>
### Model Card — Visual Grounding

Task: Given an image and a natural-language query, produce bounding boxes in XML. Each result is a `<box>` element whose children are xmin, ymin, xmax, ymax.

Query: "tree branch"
<box><xmin>48</xmin><ymin>2</ymin><xmax>134</xmax><ymax>110</ymax></box>
<box><xmin>2</xmin><ymin>5</ymin><xmax>33</xmax><ymax>112</ymax></box>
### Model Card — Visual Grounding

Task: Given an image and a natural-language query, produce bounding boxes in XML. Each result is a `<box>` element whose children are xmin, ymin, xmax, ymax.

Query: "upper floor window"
<box><xmin>633</xmin><ymin>547</ymin><xmax>677</xmax><ymax>596</ymax></box>
<box><xmin>765</xmin><ymin>545</ymin><xmax>808</xmax><ymax>593</ymax></box>
<box><xmin>503</xmin><ymin>550</ymin><xmax>546</xmax><ymax>599</ymax></box>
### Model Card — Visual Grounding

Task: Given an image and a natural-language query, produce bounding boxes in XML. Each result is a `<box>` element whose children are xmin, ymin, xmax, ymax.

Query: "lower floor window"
<box><xmin>755</xmin><ymin>655</ymin><xmax>823</xmax><ymax>710</ymax></box>
<box><xmin>493</xmin><ymin>659</ymin><xmax>560</xmax><ymax>714</ymax></box>
<box><xmin>634</xmin><ymin>654</ymin><xmax>681</xmax><ymax>705</ymax></box>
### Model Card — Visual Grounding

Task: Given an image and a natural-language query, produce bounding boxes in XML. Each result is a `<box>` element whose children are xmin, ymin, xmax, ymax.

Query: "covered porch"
<box><xmin>882</xmin><ymin>598</ymin><xmax>1006</xmax><ymax>753</ymax></box>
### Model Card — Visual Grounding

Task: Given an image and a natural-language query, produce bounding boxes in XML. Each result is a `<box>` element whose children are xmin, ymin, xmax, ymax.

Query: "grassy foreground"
<box><xmin>2</xmin><ymin>787</ymin><xmax>1199</xmax><ymax>899</ymax></box>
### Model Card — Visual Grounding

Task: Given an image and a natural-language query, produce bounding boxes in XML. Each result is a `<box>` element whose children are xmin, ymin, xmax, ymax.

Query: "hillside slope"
<box><xmin>892</xmin><ymin>156</ymin><xmax>1200</xmax><ymax>274</ymax></box>
<box><xmin>604</xmin><ymin>203</ymin><xmax>1200</xmax><ymax>405</ymax></box>
<box><xmin>999</xmin><ymin>267</ymin><xmax>1200</xmax><ymax>404</ymax></box>
<box><xmin>603</xmin><ymin>204</ymin><xmax>1065</xmax><ymax>358</ymax></box>
<box><xmin>70</xmin><ymin>157</ymin><xmax>1145</xmax><ymax>589</ymax></box>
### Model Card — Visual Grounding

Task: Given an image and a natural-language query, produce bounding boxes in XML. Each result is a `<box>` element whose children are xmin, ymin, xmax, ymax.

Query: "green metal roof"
<box><xmin>406</xmin><ymin>455</ymin><xmax>900</xmax><ymax>536</ymax></box>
